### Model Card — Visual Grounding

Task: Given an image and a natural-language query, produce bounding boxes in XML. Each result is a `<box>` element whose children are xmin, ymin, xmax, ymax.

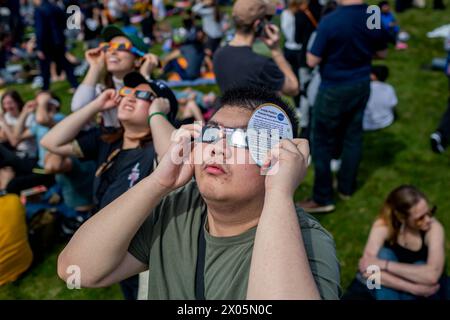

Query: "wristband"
<box><xmin>148</xmin><ymin>112</ymin><xmax>168</xmax><ymax>125</ymax></box>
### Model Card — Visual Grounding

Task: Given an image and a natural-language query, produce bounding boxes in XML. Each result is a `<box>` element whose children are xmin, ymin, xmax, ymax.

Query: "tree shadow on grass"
<box><xmin>357</xmin><ymin>129</ymin><xmax>406</xmax><ymax>190</ymax></box>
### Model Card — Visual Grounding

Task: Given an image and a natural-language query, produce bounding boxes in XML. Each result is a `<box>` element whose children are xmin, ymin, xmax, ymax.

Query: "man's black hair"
<box><xmin>214</xmin><ymin>87</ymin><xmax>300</xmax><ymax>138</ymax></box>
<box><xmin>371</xmin><ymin>65</ymin><xmax>389</xmax><ymax>82</ymax></box>
<box><xmin>378</xmin><ymin>1</ymin><xmax>389</xmax><ymax>8</ymax></box>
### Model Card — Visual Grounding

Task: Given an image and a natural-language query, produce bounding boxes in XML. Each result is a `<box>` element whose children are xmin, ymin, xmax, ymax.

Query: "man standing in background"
<box><xmin>299</xmin><ymin>0</ymin><xmax>389</xmax><ymax>213</ymax></box>
<box><xmin>33</xmin><ymin>0</ymin><xmax>78</xmax><ymax>92</ymax></box>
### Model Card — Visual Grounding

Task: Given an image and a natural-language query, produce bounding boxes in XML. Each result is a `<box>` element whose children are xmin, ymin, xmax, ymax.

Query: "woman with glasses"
<box><xmin>41</xmin><ymin>72</ymin><xmax>178</xmax><ymax>300</ymax></box>
<box><xmin>357</xmin><ymin>185</ymin><xmax>447</xmax><ymax>300</ymax></box>
<box><xmin>71</xmin><ymin>25</ymin><xmax>160</xmax><ymax>128</ymax></box>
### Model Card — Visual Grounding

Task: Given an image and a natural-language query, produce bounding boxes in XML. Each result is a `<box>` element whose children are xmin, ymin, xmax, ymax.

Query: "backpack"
<box><xmin>27</xmin><ymin>208</ymin><xmax>60</xmax><ymax>265</ymax></box>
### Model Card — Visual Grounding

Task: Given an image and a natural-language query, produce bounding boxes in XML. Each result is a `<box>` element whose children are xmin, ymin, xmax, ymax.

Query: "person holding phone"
<box><xmin>213</xmin><ymin>0</ymin><xmax>299</xmax><ymax>97</ymax></box>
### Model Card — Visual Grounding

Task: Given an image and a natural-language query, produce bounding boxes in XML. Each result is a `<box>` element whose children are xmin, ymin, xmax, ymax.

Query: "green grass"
<box><xmin>1</xmin><ymin>4</ymin><xmax>449</xmax><ymax>299</ymax></box>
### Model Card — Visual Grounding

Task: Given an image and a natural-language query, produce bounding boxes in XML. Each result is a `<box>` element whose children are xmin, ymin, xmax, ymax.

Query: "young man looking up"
<box><xmin>57</xmin><ymin>87</ymin><xmax>340</xmax><ymax>299</ymax></box>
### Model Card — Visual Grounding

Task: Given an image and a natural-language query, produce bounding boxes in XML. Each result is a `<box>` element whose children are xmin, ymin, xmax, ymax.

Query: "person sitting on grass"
<box><xmin>363</xmin><ymin>65</ymin><xmax>398</xmax><ymax>131</ymax></box>
<box><xmin>71</xmin><ymin>25</ymin><xmax>160</xmax><ymax>128</ymax></box>
<box><xmin>378</xmin><ymin>1</ymin><xmax>408</xmax><ymax>50</ymax></box>
<box><xmin>1</xmin><ymin>92</ymin><xmax>62</xmax><ymax>194</ymax></box>
<box><xmin>56</xmin><ymin>87</ymin><xmax>341</xmax><ymax>300</ymax></box>
<box><xmin>41</xmin><ymin>71</ymin><xmax>178</xmax><ymax>300</ymax></box>
<box><xmin>358</xmin><ymin>185</ymin><xmax>447</xmax><ymax>300</ymax></box>
<box><xmin>0</xmin><ymin>166</ymin><xmax>33</xmax><ymax>286</ymax></box>
<box><xmin>162</xmin><ymin>10</ymin><xmax>206</xmax><ymax>81</ymax></box>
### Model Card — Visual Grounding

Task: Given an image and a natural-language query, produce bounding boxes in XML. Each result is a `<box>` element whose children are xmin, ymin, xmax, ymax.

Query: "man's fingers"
<box><xmin>292</xmin><ymin>138</ymin><xmax>310</xmax><ymax>160</ymax></box>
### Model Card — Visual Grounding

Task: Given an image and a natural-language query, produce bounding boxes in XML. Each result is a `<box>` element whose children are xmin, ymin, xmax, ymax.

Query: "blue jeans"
<box><xmin>374</xmin><ymin>247</ymin><xmax>424</xmax><ymax>300</ymax></box>
<box><xmin>311</xmin><ymin>80</ymin><xmax>370</xmax><ymax>204</ymax></box>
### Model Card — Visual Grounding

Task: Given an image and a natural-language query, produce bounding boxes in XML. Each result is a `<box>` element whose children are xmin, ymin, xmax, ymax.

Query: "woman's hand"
<box><xmin>148</xmin><ymin>97</ymin><xmax>170</xmax><ymax>116</ymax></box>
<box><xmin>359</xmin><ymin>255</ymin><xmax>385</xmax><ymax>274</ymax></box>
<box><xmin>22</xmin><ymin>100</ymin><xmax>38</xmax><ymax>115</ymax></box>
<box><xmin>94</xmin><ymin>89</ymin><xmax>121</xmax><ymax>111</ymax></box>
<box><xmin>85</xmin><ymin>47</ymin><xmax>106</xmax><ymax>72</ymax></box>
<box><xmin>140</xmin><ymin>53</ymin><xmax>160</xmax><ymax>78</ymax></box>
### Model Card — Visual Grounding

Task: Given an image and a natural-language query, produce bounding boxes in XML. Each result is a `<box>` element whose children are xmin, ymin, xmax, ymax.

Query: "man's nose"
<box><xmin>209</xmin><ymin>138</ymin><xmax>232</xmax><ymax>160</ymax></box>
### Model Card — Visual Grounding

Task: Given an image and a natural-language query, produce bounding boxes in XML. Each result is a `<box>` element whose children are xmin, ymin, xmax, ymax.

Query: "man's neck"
<box><xmin>205</xmin><ymin>197</ymin><xmax>264</xmax><ymax>237</ymax></box>
<box><xmin>339</xmin><ymin>0</ymin><xmax>364</xmax><ymax>5</ymax></box>
<box><xmin>229</xmin><ymin>32</ymin><xmax>255</xmax><ymax>48</ymax></box>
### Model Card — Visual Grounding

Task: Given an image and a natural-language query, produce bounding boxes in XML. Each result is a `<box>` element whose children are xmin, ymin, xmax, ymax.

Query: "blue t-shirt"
<box><xmin>381</xmin><ymin>12</ymin><xmax>400</xmax><ymax>34</ymax></box>
<box><xmin>29</xmin><ymin>113</ymin><xmax>65</xmax><ymax>168</ymax></box>
<box><xmin>309</xmin><ymin>4</ymin><xmax>389</xmax><ymax>87</ymax></box>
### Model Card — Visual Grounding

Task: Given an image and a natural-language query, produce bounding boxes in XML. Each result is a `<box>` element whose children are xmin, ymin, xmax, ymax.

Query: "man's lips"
<box><xmin>204</xmin><ymin>164</ymin><xmax>226</xmax><ymax>175</ymax></box>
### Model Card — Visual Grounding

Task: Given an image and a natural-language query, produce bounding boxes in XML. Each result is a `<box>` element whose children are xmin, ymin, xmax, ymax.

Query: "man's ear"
<box><xmin>253</xmin><ymin>19</ymin><xmax>261</xmax><ymax>32</ymax></box>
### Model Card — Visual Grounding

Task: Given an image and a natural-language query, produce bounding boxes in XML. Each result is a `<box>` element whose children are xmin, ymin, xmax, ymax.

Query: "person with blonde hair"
<box><xmin>358</xmin><ymin>185</ymin><xmax>447</xmax><ymax>300</ymax></box>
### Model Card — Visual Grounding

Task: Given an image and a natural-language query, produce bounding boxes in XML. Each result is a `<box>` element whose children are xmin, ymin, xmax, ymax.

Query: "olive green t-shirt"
<box><xmin>128</xmin><ymin>181</ymin><xmax>341</xmax><ymax>300</ymax></box>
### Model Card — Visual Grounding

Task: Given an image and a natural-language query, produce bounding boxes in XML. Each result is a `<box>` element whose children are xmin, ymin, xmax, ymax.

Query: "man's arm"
<box><xmin>374</xmin><ymin>49</ymin><xmax>388</xmax><ymax>60</ymax></box>
<box><xmin>263</xmin><ymin>24</ymin><xmax>299</xmax><ymax>97</ymax></box>
<box><xmin>306</xmin><ymin>52</ymin><xmax>322</xmax><ymax>68</ymax></box>
<box><xmin>307</xmin><ymin>22</ymin><xmax>327</xmax><ymax>69</ymax></box>
<box><xmin>247</xmin><ymin>139</ymin><xmax>320</xmax><ymax>299</ymax></box>
<box><xmin>57</xmin><ymin>176</ymin><xmax>167</xmax><ymax>287</ymax></box>
<box><xmin>58</xmin><ymin>128</ymin><xmax>197</xmax><ymax>287</ymax></box>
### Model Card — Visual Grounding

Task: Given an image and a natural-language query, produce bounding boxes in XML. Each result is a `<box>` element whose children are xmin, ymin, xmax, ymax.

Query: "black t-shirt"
<box><xmin>213</xmin><ymin>45</ymin><xmax>285</xmax><ymax>93</ymax></box>
<box><xmin>76</xmin><ymin>128</ymin><xmax>155</xmax><ymax>212</ymax></box>
<box><xmin>309</xmin><ymin>4</ymin><xmax>389</xmax><ymax>87</ymax></box>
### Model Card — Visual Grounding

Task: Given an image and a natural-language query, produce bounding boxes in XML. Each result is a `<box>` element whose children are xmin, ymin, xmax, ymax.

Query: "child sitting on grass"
<box><xmin>363</xmin><ymin>65</ymin><xmax>398</xmax><ymax>131</ymax></box>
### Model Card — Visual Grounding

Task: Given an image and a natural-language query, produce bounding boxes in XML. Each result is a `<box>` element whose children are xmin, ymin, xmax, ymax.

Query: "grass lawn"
<box><xmin>1</xmin><ymin>4</ymin><xmax>449</xmax><ymax>299</ymax></box>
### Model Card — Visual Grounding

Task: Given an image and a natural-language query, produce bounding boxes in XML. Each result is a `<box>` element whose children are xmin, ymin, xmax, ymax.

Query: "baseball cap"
<box><xmin>123</xmin><ymin>72</ymin><xmax>178</xmax><ymax>124</ymax></box>
<box><xmin>232</xmin><ymin>0</ymin><xmax>267</xmax><ymax>25</ymax></box>
<box><xmin>101</xmin><ymin>25</ymin><xmax>149</xmax><ymax>56</ymax></box>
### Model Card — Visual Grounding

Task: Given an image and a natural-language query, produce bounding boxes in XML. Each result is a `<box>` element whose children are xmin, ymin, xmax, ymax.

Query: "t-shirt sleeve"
<box><xmin>128</xmin><ymin>180</ymin><xmax>201</xmax><ymax>265</ymax></box>
<box><xmin>74</xmin><ymin>128</ymin><xmax>101</xmax><ymax>160</ymax></box>
<box><xmin>260</xmin><ymin>59</ymin><xmax>285</xmax><ymax>92</ymax></box>
<box><xmin>309</xmin><ymin>22</ymin><xmax>328</xmax><ymax>58</ymax></box>
<box><xmin>128</xmin><ymin>212</ymin><xmax>156</xmax><ymax>265</ymax></box>
<box><xmin>299</xmin><ymin>212</ymin><xmax>341</xmax><ymax>300</ymax></box>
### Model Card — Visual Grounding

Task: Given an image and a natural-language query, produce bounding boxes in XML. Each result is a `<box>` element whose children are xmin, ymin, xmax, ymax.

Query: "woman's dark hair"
<box><xmin>1</xmin><ymin>90</ymin><xmax>25</xmax><ymax>113</ymax></box>
<box><xmin>379</xmin><ymin>185</ymin><xmax>429</xmax><ymax>245</ymax></box>
<box><xmin>214</xmin><ymin>86</ymin><xmax>300</xmax><ymax>138</ymax></box>
<box><xmin>99</xmin><ymin>119</ymin><xmax>153</xmax><ymax>147</ymax></box>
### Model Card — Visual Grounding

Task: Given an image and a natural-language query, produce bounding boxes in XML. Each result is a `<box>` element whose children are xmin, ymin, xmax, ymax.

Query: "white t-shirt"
<box><xmin>363</xmin><ymin>81</ymin><xmax>398</xmax><ymax>131</ymax></box>
<box><xmin>3</xmin><ymin>113</ymin><xmax>37</xmax><ymax>158</ymax></box>
<box><xmin>281</xmin><ymin>9</ymin><xmax>302</xmax><ymax>51</ymax></box>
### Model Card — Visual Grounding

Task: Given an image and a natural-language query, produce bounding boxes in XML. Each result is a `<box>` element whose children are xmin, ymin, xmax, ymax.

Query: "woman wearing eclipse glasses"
<box><xmin>356</xmin><ymin>185</ymin><xmax>447</xmax><ymax>300</ymax></box>
<box><xmin>71</xmin><ymin>25</ymin><xmax>161</xmax><ymax>128</ymax></box>
<box><xmin>41</xmin><ymin>72</ymin><xmax>178</xmax><ymax>300</ymax></box>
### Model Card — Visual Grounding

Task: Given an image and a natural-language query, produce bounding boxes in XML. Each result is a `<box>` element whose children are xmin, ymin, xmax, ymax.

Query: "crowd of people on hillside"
<box><xmin>0</xmin><ymin>0</ymin><xmax>448</xmax><ymax>300</ymax></box>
